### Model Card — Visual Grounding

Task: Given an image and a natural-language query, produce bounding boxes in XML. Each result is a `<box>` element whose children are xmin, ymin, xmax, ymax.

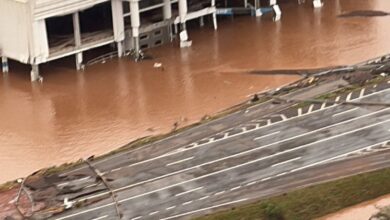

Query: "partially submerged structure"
<box><xmin>0</xmin><ymin>0</ymin><xmax>322</xmax><ymax>81</ymax></box>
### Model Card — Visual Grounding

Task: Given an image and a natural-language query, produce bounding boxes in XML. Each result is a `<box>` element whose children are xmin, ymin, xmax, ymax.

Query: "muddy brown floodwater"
<box><xmin>1</xmin><ymin>0</ymin><xmax>390</xmax><ymax>183</ymax></box>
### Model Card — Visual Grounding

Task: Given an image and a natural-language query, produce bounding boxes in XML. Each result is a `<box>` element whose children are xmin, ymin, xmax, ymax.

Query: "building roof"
<box><xmin>32</xmin><ymin>0</ymin><xmax>110</xmax><ymax>20</ymax></box>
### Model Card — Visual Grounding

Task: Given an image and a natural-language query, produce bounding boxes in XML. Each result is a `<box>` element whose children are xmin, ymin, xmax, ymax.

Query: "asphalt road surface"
<box><xmin>49</xmin><ymin>81</ymin><xmax>390</xmax><ymax>220</ymax></box>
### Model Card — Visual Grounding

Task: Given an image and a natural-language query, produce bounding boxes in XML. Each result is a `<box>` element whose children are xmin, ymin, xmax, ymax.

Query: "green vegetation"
<box><xmin>195</xmin><ymin>168</ymin><xmax>390</xmax><ymax>220</ymax></box>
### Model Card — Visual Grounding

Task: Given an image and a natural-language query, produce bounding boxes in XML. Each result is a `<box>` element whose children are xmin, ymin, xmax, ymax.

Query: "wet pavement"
<box><xmin>1</xmin><ymin>0</ymin><xmax>390</xmax><ymax>183</ymax></box>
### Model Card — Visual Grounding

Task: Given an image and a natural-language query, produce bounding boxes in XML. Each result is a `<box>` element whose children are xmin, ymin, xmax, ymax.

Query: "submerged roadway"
<box><xmin>48</xmin><ymin>80</ymin><xmax>390</xmax><ymax>220</ymax></box>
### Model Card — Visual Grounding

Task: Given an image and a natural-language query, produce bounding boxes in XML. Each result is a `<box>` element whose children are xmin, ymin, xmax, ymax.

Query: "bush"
<box><xmin>261</xmin><ymin>202</ymin><xmax>285</xmax><ymax>220</ymax></box>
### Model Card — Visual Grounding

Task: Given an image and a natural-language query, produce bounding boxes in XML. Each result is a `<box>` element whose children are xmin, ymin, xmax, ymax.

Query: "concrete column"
<box><xmin>272</xmin><ymin>0</ymin><xmax>281</xmax><ymax>21</ymax></box>
<box><xmin>1</xmin><ymin>57</ymin><xmax>9</xmax><ymax>73</ymax></box>
<box><xmin>313</xmin><ymin>0</ymin><xmax>323</xmax><ymax>8</ymax></box>
<box><xmin>130</xmin><ymin>0</ymin><xmax>141</xmax><ymax>57</ymax></box>
<box><xmin>178</xmin><ymin>0</ymin><xmax>192</xmax><ymax>47</ymax></box>
<box><xmin>31</xmin><ymin>64</ymin><xmax>41</xmax><ymax>82</ymax></box>
<box><xmin>72</xmin><ymin>12</ymin><xmax>83</xmax><ymax>70</ymax></box>
<box><xmin>163</xmin><ymin>0</ymin><xmax>172</xmax><ymax>20</ymax></box>
<box><xmin>211</xmin><ymin>0</ymin><xmax>218</xmax><ymax>30</ymax></box>
<box><xmin>163</xmin><ymin>0</ymin><xmax>173</xmax><ymax>40</ymax></box>
<box><xmin>199</xmin><ymin>16</ymin><xmax>205</xmax><ymax>27</ymax></box>
<box><xmin>111</xmin><ymin>0</ymin><xmax>125</xmax><ymax>57</ymax></box>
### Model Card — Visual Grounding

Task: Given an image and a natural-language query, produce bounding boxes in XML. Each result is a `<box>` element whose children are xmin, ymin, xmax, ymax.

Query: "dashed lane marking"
<box><xmin>230</xmin><ymin>186</ymin><xmax>241</xmax><ymax>191</ymax></box>
<box><xmin>308</xmin><ymin>104</ymin><xmax>314</xmax><ymax>113</ymax></box>
<box><xmin>271</xmin><ymin>157</ymin><xmax>302</xmax><ymax>167</ymax></box>
<box><xmin>276</xmin><ymin>172</ymin><xmax>287</xmax><ymax>177</ymax></box>
<box><xmin>167</xmin><ymin>157</ymin><xmax>195</xmax><ymax>167</ymax></box>
<box><xmin>175</xmin><ymin>187</ymin><xmax>203</xmax><ymax>197</ymax></box>
<box><xmin>359</xmin><ymin>88</ymin><xmax>366</xmax><ymax>98</ymax></box>
<box><xmin>111</xmin><ymin>167</ymin><xmax>122</xmax><ymax>173</ymax></box>
<box><xmin>131</xmin><ymin>216</ymin><xmax>142</xmax><ymax>220</ymax></box>
<box><xmin>183</xmin><ymin>201</ymin><xmax>193</xmax><ymax>206</ymax></box>
<box><xmin>214</xmin><ymin>191</ymin><xmax>225</xmax><ymax>196</ymax></box>
<box><xmin>160</xmin><ymin>199</ymin><xmax>249</xmax><ymax>220</ymax></box>
<box><xmin>91</xmin><ymin>215</ymin><xmax>108</xmax><ymax>220</ymax></box>
<box><xmin>346</xmin><ymin>92</ymin><xmax>353</xmax><ymax>101</ymax></box>
<box><xmin>254</xmin><ymin>131</ymin><xmax>280</xmax><ymax>141</ymax></box>
<box><xmin>280</xmin><ymin>114</ymin><xmax>287</xmax><ymax>121</ymax></box>
<box><xmin>291</xmin><ymin>139</ymin><xmax>390</xmax><ymax>173</ymax></box>
<box><xmin>298</xmin><ymin>108</ymin><xmax>303</xmax><ymax>116</ymax></box>
<box><xmin>77</xmin><ymin>108</ymin><xmax>390</xmax><ymax>204</ymax></box>
<box><xmin>112</xmin><ymin>87</ymin><xmax>390</xmax><ymax>173</ymax></box>
<box><xmin>198</xmin><ymin>196</ymin><xmax>210</xmax><ymax>201</ymax></box>
<box><xmin>56</xmin><ymin>138</ymin><xmax>390</xmax><ymax>220</ymax></box>
<box><xmin>149</xmin><ymin>211</ymin><xmax>159</xmax><ymax>216</ymax></box>
<box><xmin>320</xmin><ymin>102</ymin><xmax>327</xmax><ymax>110</ymax></box>
<box><xmin>261</xmin><ymin>177</ymin><xmax>271</xmax><ymax>182</ymax></box>
<box><xmin>332</xmin><ymin>107</ymin><xmax>359</xmax><ymax>117</ymax></box>
<box><xmin>246</xmin><ymin>181</ymin><xmax>257</xmax><ymax>186</ymax></box>
<box><xmin>166</xmin><ymin>206</ymin><xmax>176</xmax><ymax>210</ymax></box>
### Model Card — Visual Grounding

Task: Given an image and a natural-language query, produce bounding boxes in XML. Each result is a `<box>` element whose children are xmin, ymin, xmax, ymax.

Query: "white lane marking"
<box><xmin>335</xmin><ymin>96</ymin><xmax>341</xmax><ymax>102</ymax></box>
<box><xmin>359</xmin><ymin>88</ymin><xmax>366</xmax><ymax>98</ymax></box>
<box><xmin>271</xmin><ymin>157</ymin><xmax>302</xmax><ymax>167</ymax></box>
<box><xmin>84</xmin><ymin>183</ymin><xmax>98</xmax><ymax>189</ymax></box>
<box><xmin>246</xmin><ymin>181</ymin><xmax>257</xmax><ymax>186</ymax></box>
<box><xmin>57</xmin><ymin>182</ymin><xmax>70</xmax><ymax>187</ymax></box>
<box><xmin>254</xmin><ymin>131</ymin><xmax>280</xmax><ymax>141</ymax></box>
<box><xmin>91</xmin><ymin>215</ymin><xmax>108</xmax><ymax>220</ymax></box>
<box><xmin>261</xmin><ymin>177</ymin><xmax>271</xmax><ymax>182</ymax></box>
<box><xmin>388</xmin><ymin>80</ymin><xmax>390</xmax><ymax>84</ymax></box>
<box><xmin>297</xmin><ymin>108</ymin><xmax>303</xmax><ymax>116</ymax></box>
<box><xmin>61</xmin><ymin>86</ymin><xmax>390</xmax><ymax>176</ymax></box>
<box><xmin>106</xmin><ymin>87</ymin><xmax>390</xmax><ymax>172</ymax></box>
<box><xmin>346</xmin><ymin>92</ymin><xmax>353</xmax><ymax>101</ymax></box>
<box><xmin>373</xmin><ymin>84</ymin><xmax>378</xmax><ymax>88</ymax></box>
<box><xmin>58</xmin><ymin>139</ymin><xmax>390</xmax><ymax>220</ymax></box>
<box><xmin>242</xmin><ymin>127</ymin><xmax>247</xmax><ymax>132</ymax></box>
<box><xmin>308</xmin><ymin>104</ymin><xmax>314</xmax><ymax>113</ymax></box>
<box><xmin>160</xmin><ymin>199</ymin><xmax>248</xmax><ymax>220</ymax></box>
<box><xmin>183</xmin><ymin>201</ymin><xmax>193</xmax><ymax>206</ymax></box>
<box><xmin>77</xmin><ymin>108</ymin><xmax>390</xmax><ymax>203</ymax></box>
<box><xmin>131</xmin><ymin>216</ymin><xmax>142</xmax><ymax>220</ymax></box>
<box><xmin>332</xmin><ymin>107</ymin><xmax>359</xmax><ymax>117</ymax></box>
<box><xmin>175</xmin><ymin>187</ymin><xmax>203</xmax><ymax>197</ymax></box>
<box><xmin>199</xmin><ymin>196</ymin><xmax>210</xmax><ymax>201</ymax></box>
<box><xmin>230</xmin><ymin>186</ymin><xmax>241</xmax><ymax>191</ymax></box>
<box><xmin>111</xmin><ymin>167</ymin><xmax>122</xmax><ymax>173</ymax></box>
<box><xmin>280</xmin><ymin>114</ymin><xmax>287</xmax><ymax>120</ymax></box>
<box><xmin>276</xmin><ymin>172</ymin><xmax>287</xmax><ymax>177</ymax></box>
<box><xmin>167</xmin><ymin>157</ymin><xmax>195</xmax><ymax>167</ymax></box>
<box><xmin>291</xmin><ymin>140</ymin><xmax>390</xmax><ymax>173</ymax></box>
<box><xmin>149</xmin><ymin>211</ymin><xmax>159</xmax><ymax>216</ymax></box>
<box><xmin>267</xmin><ymin>119</ymin><xmax>272</xmax><ymax>125</ymax></box>
<box><xmin>57</xmin><ymin>177</ymin><xmax>90</xmax><ymax>187</ymax></box>
<box><xmin>215</xmin><ymin>191</ymin><xmax>225</xmax><ymax>196</ymax></box>
<box><xmin>166</xmin><ymin>206</ymin><xmax>176</xmax><ymax>210</ymax></box>
<box><xmin>320</xmin><ymin>102</ymin><xmax>327</xmax><ymax>110</ymax></box>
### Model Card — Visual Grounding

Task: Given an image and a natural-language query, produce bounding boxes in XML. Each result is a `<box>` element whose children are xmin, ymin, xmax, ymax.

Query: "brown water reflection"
<box><xmin>1</xmin><ymin>0</ymin><xmax>390</xmax><ymax>182</ymax></box>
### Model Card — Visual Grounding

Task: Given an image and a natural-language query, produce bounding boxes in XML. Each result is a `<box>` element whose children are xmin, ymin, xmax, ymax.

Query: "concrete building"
<box><xmin>0</xmin><ymin>0</ymin><xmax>322</xmax><ymax>82</ymax></box>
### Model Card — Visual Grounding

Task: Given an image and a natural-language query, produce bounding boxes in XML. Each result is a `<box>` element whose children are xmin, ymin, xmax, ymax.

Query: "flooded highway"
<box><xmin>1</xmin><ymin>0</ymin><xmax>390</xmax><ymax>183</ymax></box>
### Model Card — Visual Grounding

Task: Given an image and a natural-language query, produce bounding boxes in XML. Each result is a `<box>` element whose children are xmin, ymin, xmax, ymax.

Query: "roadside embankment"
<box><xmin>194</xmin><ymin>167</ymin><xmax>390</xmax><ymax>220</ymax></box>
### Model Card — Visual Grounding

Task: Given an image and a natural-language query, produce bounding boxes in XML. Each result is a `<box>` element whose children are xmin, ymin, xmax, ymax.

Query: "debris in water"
<box><xmin>251</xmin><ymin>94</ymin><xmax>260</xmax><ymax>103</ymax></box>
<box><xmin>154</xmin><ymin>63</ymin><xmax>163</xmax><ymax>68</ymax></box>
